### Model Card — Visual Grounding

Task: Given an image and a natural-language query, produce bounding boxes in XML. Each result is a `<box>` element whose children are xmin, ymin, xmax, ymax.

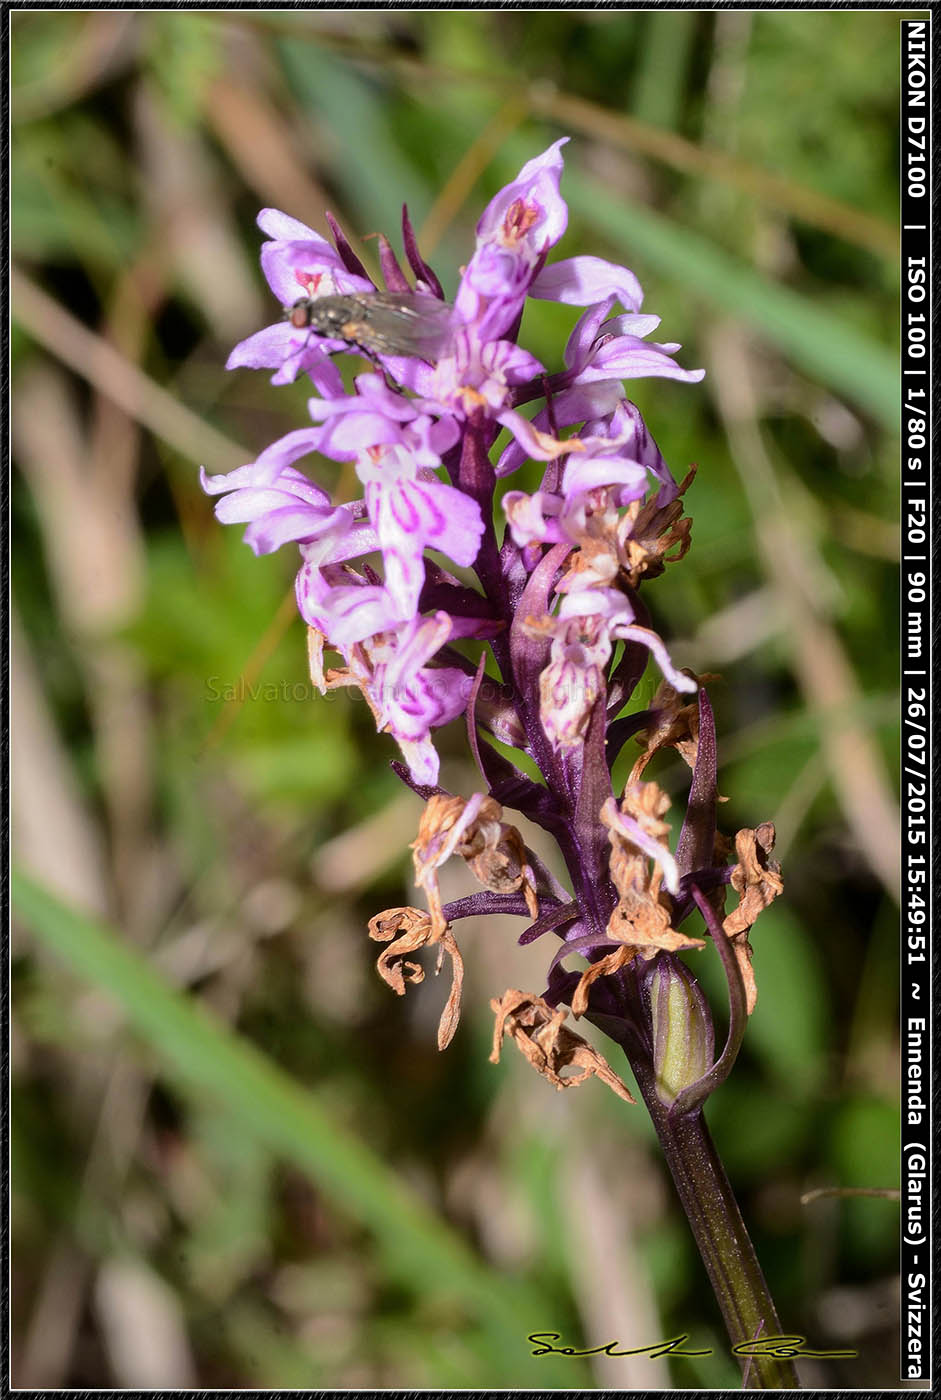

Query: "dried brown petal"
<box><xmin>622</xmin><ymin>780</ymin><xmax>673</xmax><ymax>836</ymax></box>
<box><xmin>603</xmin><ymin>782</ymin><xmax>672</xmax><ymax>901</ymax></box>
<box><xmin>619</xmin><ymin>466</ymin><xmax>696</xmax><ymax>587</ymax></box>
<box><xmin>572</xmin><ymin>921</ymin><xmax>705</xmax><ymax>1017</ymax></box>
<box><xmin>489</xmin><ymin>990</ymin><xmax>635</xmax><ymax>1103</ymax></box>
<box><xmin>306</xmin><ymin>626</ymin><xmax>327</xmax><ymax>691</ymax></box>
<box><xmin>308</xmin><ymin>617</ymin><xmax>390</xmax><ymax>728</ymax></box>
<box><xmin>555</xmin><ymin>535</ymin><xmax>620</xmax><ymax>593</ymax></box>
<box><xmin>596</xmin><ymin>787</ymin><xmax>705</xmax><ymax>984</ymax></box>
<box><xmin>466</xmin><ymin>822</ymin><xmax>540</xmax><ymax>918</ymax></box>
<box><xmin>411</xmin><ymin>793</ymin><xmax>539</xmax><ymax>935</ymax></box>
<box><xmin>628</xmin><ymin>673</ymin><xmax>717</xmax><ymax>785</ymax></box>
<box><xmin>730</xmin><ymin>934</ymin><xmax>757</xmax><ymax>1017</ymax></box>
<box><xmin>369</xmin><ymin>907</ymin><xmax>435</xmax><ymax>995</ymax></box>
<box><xmin>367</xmin><ymin>906</ymin><xmax>465</xmax><ymax>1048</ymax></box>
<box><xmin>367</xmin><ymin>906</ymin><xmax>432</xmax><ymax>944</ymax></box>
<box><xmin>724</xmin><ymin>825</ymin><xmax>783</xmax><ymax>935</ymax></box>
<box><xmin>435</xmin><ymin>929</ymin><xmax>464</xmax><ymax>1051</ymax></box>
<box><xmin>606</xmin><ymin>886</ymin><xmax>674</xmax><ymax>945</ymax></box>
<box><xmin>571</xmin><ymin>946</ymin><xmax>636</xmax><ymax>1017</ymax></box>
<box><xmin>722</xmin><ymin>824</ymin><xmax>783</xmax><ymax>1015</ymax></box>
<box><xmin>411</xmin><ymin>795</ymin><xmax>471</xmax><ymax>934</ymax></box>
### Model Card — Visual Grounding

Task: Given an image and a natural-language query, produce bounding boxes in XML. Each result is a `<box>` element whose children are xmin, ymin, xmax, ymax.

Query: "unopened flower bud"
<box><xmin>646</xmin><ymin>953</ymin><xmax>714</xmax><ymax>1108</ymax></box>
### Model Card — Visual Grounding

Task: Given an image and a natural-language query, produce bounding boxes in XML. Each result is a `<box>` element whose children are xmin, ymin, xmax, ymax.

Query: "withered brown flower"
<box><xmin>618</xmin><ymin>465</ymin><xmax>696</xmax><ymax>587</ymax></box>
<box><xmin>721</xmin><ymin>823</ymin><xmax>783</xmax><ymax>1015</ymax></box>
<box><xmin>367</xmin><ymin>906</ymin><xmax>465</xmax><ymax>1049</ymax></box>
<box><xmin>628</xmin><ymin>671</ymin><xmax>720</xmax><ymax>787</ymax></box>
<box><xmin>489</xmin><ymin>990</ymin><xmax>635</xmax><ymax>1103</ymax></box>
<box><xmin>562</xmin><ymin>786</ymin><xmax>704</xmax><ymax>1017</ymax></box>
<box><xmin>411</xmin><ymin>793</ymin><xmax>539</xmax><ymax>938</ymax></box>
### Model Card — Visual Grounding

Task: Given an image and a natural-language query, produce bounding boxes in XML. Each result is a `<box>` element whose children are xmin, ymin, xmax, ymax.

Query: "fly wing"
<box><xmin>352</xmin><ymin>291</ymin><xmax>456</xmax><ymax>359</ymax></box>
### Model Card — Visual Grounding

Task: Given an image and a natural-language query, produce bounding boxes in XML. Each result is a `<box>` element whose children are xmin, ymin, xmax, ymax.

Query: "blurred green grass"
<box><xmin>12</xmin><ymin>9</ymin><xmax>902</xmax><ymax>1389</ymax></box>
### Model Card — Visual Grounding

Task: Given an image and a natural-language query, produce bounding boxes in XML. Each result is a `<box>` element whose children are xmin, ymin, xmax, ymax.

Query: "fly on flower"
<box><xmin>286</xmin><ymin>291</ymin><xmax>456</xmax><ymax>361</ymax></box>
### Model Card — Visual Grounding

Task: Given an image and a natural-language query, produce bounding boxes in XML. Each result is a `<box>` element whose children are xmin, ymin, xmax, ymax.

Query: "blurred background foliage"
<box><xmin>11</xmin><ymin>9</ymin><xmax>904</xmax><ymax>1389</ymax></box>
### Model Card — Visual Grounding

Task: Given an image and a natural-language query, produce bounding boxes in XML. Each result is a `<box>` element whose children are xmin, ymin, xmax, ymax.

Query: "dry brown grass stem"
<box><xmin>207</xmin><ymin>74</ymin><xmax>336</xmax><ymax>241</ymax></box>
<box><xmin>708</xmin><ymin>321</ymin><xmax>900</xmax><ymax>903</ymax></box>
<box><xmin>11</xmin><ymin>267</ymin><xmax>248</xmax><ymax>475</ymax></box>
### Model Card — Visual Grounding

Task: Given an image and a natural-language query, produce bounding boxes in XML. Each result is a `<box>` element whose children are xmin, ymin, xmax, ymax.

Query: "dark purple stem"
<box><xmin>676</xmin><ymin>688</ymin><xmax>719</xmax><ymax>878</ymax></box>
<box><xmin>518</xmin><ymin>900</ymin><xmax>580</xmax><ymax>946</ymax></box>
<box><xmin>440</xmin><ymin>891</ymin><xmax>555</xmax><ymax>922</ymax></box>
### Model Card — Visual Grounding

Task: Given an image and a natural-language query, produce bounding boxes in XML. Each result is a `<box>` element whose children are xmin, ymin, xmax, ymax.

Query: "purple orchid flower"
<box><xmin>209</xmin><ymin>136</ymin><xmax>708</xmax><ymax>792</ymax></box>
<box><xmin>560</xmin><ymin>296</ymin><xmax>706</xmax><ymax>392</ymax></box>
<box><xmin>355</xmin><ymin>446</ymin><xmax>486</xmax><ymax>616</ymax></box>
<box><xmin>453</xmin><ymin>138</ymin><xmax>570</xmax><ymax>340</ymax></box>
<box><xmin>206</xmin><ymin>141</ymin><xmax>795</xmax><ymax>1381</ymax></box>
<box><xmin>199</xmin><ymin>461</ymin><xmax>353</xmax><ymax>556</ymax></box>
<box><xmin>308</xmin><ymin>609</ymin><xmax>474</xmax><ymax>787</ymax></box>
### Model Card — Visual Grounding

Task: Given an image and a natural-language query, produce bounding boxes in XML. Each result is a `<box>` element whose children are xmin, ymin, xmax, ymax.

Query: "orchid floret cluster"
<box><xmin>205</xmin><ymin>139</ymin><xmax>783</xmax><ymax>1113</ymax></box>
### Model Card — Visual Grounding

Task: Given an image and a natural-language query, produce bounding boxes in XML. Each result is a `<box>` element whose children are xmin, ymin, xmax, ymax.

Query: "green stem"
<box><xmin>625</xmin><ymin>1049</ymin><xmax>799</xmax><ymax>1389</ymax></box>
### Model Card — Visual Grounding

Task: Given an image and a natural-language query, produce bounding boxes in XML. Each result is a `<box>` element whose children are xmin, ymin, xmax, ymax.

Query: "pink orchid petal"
<box><xmin>533</xmin><ymin>256</ymin><xmax>644</xmax><ymax>312</ymax></box>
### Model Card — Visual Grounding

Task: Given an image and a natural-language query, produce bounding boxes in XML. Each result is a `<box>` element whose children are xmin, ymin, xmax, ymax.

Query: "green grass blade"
<box><xmin>276</xmin><ymin>38</ymin><xmax>431</xmax><ymax>233</ymax></box>
<box><xmin>633</xmin><ymin>12</ymin><xmax>697</xmax><ymax>131</ymax></box>
<box><xmin>11</xmin><ymin>869</ymin><xmax>580</xmax><ymax>1386</ymax></box>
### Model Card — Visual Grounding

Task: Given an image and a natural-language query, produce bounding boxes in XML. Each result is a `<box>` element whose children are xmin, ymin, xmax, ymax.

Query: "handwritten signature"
<box><xmin>528</xmin><ymin>1332</ymin><xmax>858</xmax><ymax>1360</ymax></box>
